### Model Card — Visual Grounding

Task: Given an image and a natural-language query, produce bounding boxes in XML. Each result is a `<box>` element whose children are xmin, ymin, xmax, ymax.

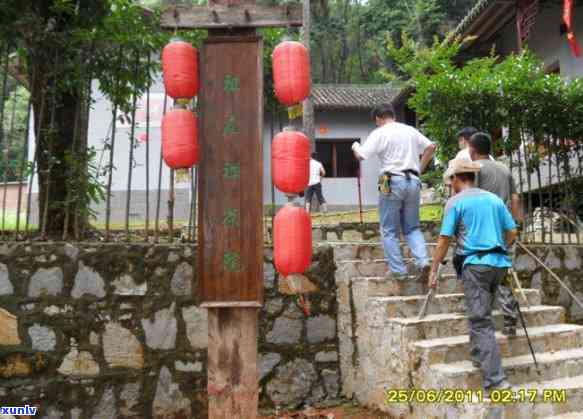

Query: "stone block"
<box><xmin>266</xmin><ymin>359</ymin><xmax>317</xmax><ymax>407</ymax></box>
<box><xmin>266</xmin><ymin>317</ymin><xmax>302</xmax><ymax>345</ymax></box>
<box><xmin>112</xmin><ymin>275</ymin><xmax>147</xmax><ymax>296</ymax></box>
<box><xmin>28</xmin><ymin>267</ymin><xmax>63</xmax><ymax>297</ymax></box>
<box><xmin>182</xmin><ymin>305</ymin><xmax>208</xmax><ymax>349</ymax></box>
<box><xmin>0</xmin><ymin>353</ymin><xmax>32</xmax><ymax>378</ymax></box>
<box><xmin>264</xmin><ymin>261</ymin><xmax>276</xmax><ymax>289</ymax></box>
<box><xmin>42</xmin><ymin>407</ymin><xmax>64</xmax><ymax>418</ymax></box>
<box><xmin>171</xmin><ymin>262</ymin><xmax>193</xmax><ymax>296</ymax></box>
<box><xmin>57</xmin><ymin>348</ymin><xmax>100</xmax><ymax>377</ymax></box>
<box><xmin>307</xmin><ymin>315</ymin><xmax>336</xmax><ymax>344</ymax></box>
<box><xmin>91</xmin><ymin>388</ymin><xmax>116</xmax><ymax>419</ymax></box>
<box><xmin>103</xmin><ymin>322</ymin><xmax>144</xmax><ymax>369</ymax></box>
<box><xmin>153</xmin><ymin>367</ymin><xmax>191</xmax><ymax>418</ymax></box>
<box><xmin>322</xmin><ymin>369</ymin><xmax>340</xmax><ymax>398</ymax></box>
<box><xmin>264</xmin><ymin>297</ymin><xmax>284</xmax><ymax>316</ymax></box>
<box><xmin>175</xmin><ymin>360</ymin><xmax>203</xmax><ymax>372</ymax></box>
<box><xmin>545</xmin><ymin>249</ymin><xmax>563</xmax><ymax>270</ymax></box>
<box><xmin>259</xmin><ymin>352</ymin><xmax>281</xmax><ymax>380</ymax></box>
<box><xmin>315</xmin><ymin>351</ymin><xmax>338</xmax><ymax>363</ymax></box>
<box><xmin>28</xmin><ymin>324</ymin><xmax>56</xmax><ymax>352</ymax></box>
<box><xmin>0</xmin><ymin>308</ymin><xmax>21</xmax><ymax>345</ymax></box>
<box><xmin>565</xmin><ymin>246</ymin><xmax>582</xmax><ymax>270</ymax></box>
<box><xmin>120</xmin><ymin>382</ymin><xmax>141</xmax><ymax>417</ymax></box>
<box><xmin>142</xmin><ymin>303</ymin><xmax>177</xmax><ymax>350</ymax></box>
<box><xmin>72</xmin><ymin>262</ymin><xmax>105</xmax><ymax>299</ymax></box>
<box><xmin>0</xmin><ymin>263</ymin><xmax>13</xmax><ymax>295</ymax></box>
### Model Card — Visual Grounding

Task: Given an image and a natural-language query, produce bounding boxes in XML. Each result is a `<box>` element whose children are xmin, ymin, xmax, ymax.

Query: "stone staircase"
<box><xmin>333</xmin><ymin>242</ymin><xmax>583</xmax><ymax>419</ymax></box>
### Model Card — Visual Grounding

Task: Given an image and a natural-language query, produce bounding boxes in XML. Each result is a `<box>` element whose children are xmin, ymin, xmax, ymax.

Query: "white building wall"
<box><xmin>497</xmin><ymin>6</ymin><xmax>583</xmax><ymax>78</ymax></box>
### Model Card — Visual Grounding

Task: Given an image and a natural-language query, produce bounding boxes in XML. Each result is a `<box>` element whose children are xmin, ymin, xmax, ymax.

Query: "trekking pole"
<box><xmin>356</xmin><ymin>163</ymin><xmax>363</xmax><ymax>226</ymax></box>
<box><xmin>510</xmin><ymin>267</ymin><xmax>530</xmax><ymax>307</ymax></box>
<box><xmin>514</xmin><ymin>296</ymin><xmax>541</xmax><ymax>375</ymax></box>
<box><xmin>517</xmin><ymin>241</ymin><xmax>583</xmax><ymax>312</ymax></box>
<box><xmin>418</xmin><ymin>260</ymin><xmax>447</xmax><ymax>319</ymax></box>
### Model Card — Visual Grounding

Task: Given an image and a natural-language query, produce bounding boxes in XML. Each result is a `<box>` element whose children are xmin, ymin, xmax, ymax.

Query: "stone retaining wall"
<box><xmin>0</xmin><ymin>243</ymin><xmax>340</xmax><ymax>418</ymax></box>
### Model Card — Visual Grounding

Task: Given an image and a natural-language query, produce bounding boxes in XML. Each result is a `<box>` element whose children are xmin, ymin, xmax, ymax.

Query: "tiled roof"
<box><xmin>312</xmin><ymin>84</ymin><xmax>402</xmax><ymax>110</ymax></box>
<box><xmin>445</xmin><ymin>0</ymin><xmax>505</xmax><ymax>45</ymax></box>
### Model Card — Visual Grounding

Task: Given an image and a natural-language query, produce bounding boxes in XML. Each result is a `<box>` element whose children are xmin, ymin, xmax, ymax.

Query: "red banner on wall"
<box><xmin>564</xmin><ymin>0</ymin><xmax>582</xmax><ymax>57</ymax></box>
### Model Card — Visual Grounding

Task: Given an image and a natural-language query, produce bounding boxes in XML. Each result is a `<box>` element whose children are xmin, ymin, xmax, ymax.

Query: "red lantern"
<box><xmin>272</xmin><ymin>41</ymin><xmax>311</xmax><ymax>107</ymax></box>
<box><xmin>274</xmin><ymin>204</ymin><xmax>312</xmax><ymax>277</ymax></box>
<box><xmin>272</xmin><ymin>130</ymin><xmax>310</xmax><ymax>194</ymax></box>
<box><xmin>161</xmin><ymin>109</ymin><xmax>199</xmax><ymax>169</ymax></box>
<box><xmin>162</xmin><ymin>39</ymin><xmax>199</xmax><ymax>99</ymax></box>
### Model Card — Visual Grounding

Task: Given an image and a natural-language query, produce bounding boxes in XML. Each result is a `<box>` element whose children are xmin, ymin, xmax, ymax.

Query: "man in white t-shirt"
<box><xmin>305</xmin><ymin>153</ymin><xmax>327</xmax><ymax>213</ymax></box>
<box><xmin>455</xmin><ymin>126</ymin><xmax>494</xmax><ymax>161</ymax></box>
<box><xmin>352</xmin><ymin>104</ymin><xmax>437</xmax><ymax>280</ymax></box>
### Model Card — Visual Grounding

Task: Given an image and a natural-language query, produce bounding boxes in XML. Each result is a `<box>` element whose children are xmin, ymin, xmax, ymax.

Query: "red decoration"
<box><xmin>274</xmin><ymin>204</ymin><xmax>312</xmax><ymax>277</ymax></box>
<box><xmin>563</xmin><ymin>0</ymin><xmax>582</xmax><ymax>57</ymax></box>
<box><xmin>272</xmin><ymin>41</ymin><xmax>311</xmax><ymax>106</ymax></box>
<box><xmin>271</xmin><ymin>130</ymin><xmax>310</xmax><ymax>194</ymax></box>
<box><xmin>162</xmin><ymin>39</ymin><xmax>199</xmax><ymax>99</ymax></box>
<box><xmin>161</xmin><ymin>109</ymin><xmax>199</xmax><ymax>169</ymax></box>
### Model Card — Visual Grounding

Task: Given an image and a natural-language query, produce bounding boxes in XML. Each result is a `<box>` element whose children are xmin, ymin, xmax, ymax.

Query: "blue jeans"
<box><xmin>378</xmin><ymin>176</ymin><xmax>429</xmax><ymax>275</ymax></box>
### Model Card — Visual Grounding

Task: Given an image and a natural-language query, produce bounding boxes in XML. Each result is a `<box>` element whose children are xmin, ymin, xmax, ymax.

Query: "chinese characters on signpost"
<box><xmin>198</xmin><ymin>37</ymin><xmax>263</xmax><ymax>306</ymax></box>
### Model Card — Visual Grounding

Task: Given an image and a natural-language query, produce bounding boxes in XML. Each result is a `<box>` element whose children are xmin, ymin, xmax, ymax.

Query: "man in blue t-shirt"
<box><xmin>428</xmin><ymin>159</ymin><xmax>518</xmax><ymax>392</ymax></box>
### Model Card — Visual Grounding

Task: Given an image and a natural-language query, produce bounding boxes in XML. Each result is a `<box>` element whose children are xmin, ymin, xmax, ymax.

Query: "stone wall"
<box><xmin>513</xmin><ymin>244</ymin><xmax>583</xmax><ymax>323</ymax></box>
<box><xmin>0</xmin><ymin>243</ymin><xmax>340</xmax><ymax>418</ymax></box>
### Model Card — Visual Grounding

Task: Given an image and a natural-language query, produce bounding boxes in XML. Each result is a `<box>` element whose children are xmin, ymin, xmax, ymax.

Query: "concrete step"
<box><xmin>337</xmin><ymin>258</ymin><xmax>458</xmax><ymax>277</ymax></box>
<box><xmin>412</xmin><ymin>374</ymin><xmax>583</xmax><ymax>419</ymax></box>
<box><xmin>355</xmin><ymin>274</ymin><xmax>460</xmax><ymax>297</ymax></box>
<box><xmin>375</xmin><ymin>289</ymin><xmax>541</xmax><ymax>318</ymax></box>
<box><xmin>333</xmin><ymin>242</ymin><xmax>449</xmax><ymax>262</ymax></box>
<box><xmin>386</xmin><ymin>305</ymin><xmax>565</xmax><ymax>341</ymax></box>
<box><xmin>412</xmin><ymin>323</ymin><xmax>583</xmax><ymax>367</ymax></box>
<box><xmin>428</xmin><ymin>347</ymin><xmax>583</xmax><ymax>390</ymax></box>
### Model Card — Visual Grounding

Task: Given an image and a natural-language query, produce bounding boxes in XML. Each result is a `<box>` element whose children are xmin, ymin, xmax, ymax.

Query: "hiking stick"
<box><xmin>517</xmin><ymin>241</ymin><xmax>583</xmax><ymax>312</ymax></box>
<box><xmin>510</xmin><ymin>267</ymin><xmax>530</xmax><ymax>307</ymax></box>
<box><xmin>357</xmin><ymin>163</ymin><xmax>363</xmax><ymax>226</ymax></box>
<box><xmin>418</xmin><ymin>260</ymin><xmax>447</xmax><ymax>319</ymax></box>
<box><xmin>515</xmin><ymin>296</ymin><xmax>541</xmax><ymax>375</ymax></box>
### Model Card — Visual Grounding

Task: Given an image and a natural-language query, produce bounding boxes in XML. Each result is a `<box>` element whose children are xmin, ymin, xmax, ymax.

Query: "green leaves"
<box><xmin>387</xmin><ymin>39</ymin><xmax>583</xmax><ymax>164</ymax></box>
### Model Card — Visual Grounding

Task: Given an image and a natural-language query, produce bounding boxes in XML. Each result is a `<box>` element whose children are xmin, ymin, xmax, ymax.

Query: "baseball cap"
<box><xmin>443</xmin><ymin>158</ymin><xmax>482</xmax><ymax>185</ymax></box>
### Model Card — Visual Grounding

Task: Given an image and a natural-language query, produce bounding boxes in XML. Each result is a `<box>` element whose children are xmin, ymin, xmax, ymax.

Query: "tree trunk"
<box><xmin>30</xmin><ymin>53</ymin><xmax>89</xmax><ymax>237</ymax></box>
<box><xmin>302</xmin><ymin>0</ymin><xmax>315</xmax><ymax>150</ymax></box>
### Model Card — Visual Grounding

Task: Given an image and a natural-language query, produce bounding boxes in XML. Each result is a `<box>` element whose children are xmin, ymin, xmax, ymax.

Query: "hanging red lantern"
<box><xmin>274</xmin><ymin>204</ymin><xmax>312</xmax><ymax>278</ymax></box>
<box><xmin>272</xmin><ymin>129</ymin><xmax>310</xmax><ymax>194</ymax></box>
<box><xmin>162</xmin><ymin>39</ymin><xmax>199</xmax><ymax>100</ymax></box>
<box><xmin>272</xmin><ymin>40</ymin><xmax>311</xmax><ymax>107</ymax></box>
<box><xmin>161</xmin><ymin>108</ymin><xmax>199</xmax><ymax>169</ymax></box>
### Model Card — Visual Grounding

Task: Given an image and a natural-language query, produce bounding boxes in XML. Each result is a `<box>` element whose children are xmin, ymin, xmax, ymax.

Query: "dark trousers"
<box><xmin>305</xmin><ymin>183</ymin><xmax>326</xmax><ymax>205</ymax></box>
<box><xmin>462</xmin><ymin>264</ymin><xmax>508</xmax><ymax>388</ymax></box>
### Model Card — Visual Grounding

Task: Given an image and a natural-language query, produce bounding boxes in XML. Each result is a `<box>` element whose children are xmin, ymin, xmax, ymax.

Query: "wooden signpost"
<box><xmin>162</xmin><ymin>3</ymin><xmax>302</xmax><ymax>418</ymax></box>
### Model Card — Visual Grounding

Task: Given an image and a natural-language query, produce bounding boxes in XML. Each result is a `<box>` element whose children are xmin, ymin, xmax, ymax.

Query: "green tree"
<box><xmin>0</xmin><ymin>1</ymin><xmax>196</xmax><ymax>235</ymax></box>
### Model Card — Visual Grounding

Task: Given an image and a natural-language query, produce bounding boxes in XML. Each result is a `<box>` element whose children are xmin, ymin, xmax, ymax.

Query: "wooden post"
<box><xmin>160</xmin><ymin>4</ymin><xmax>302</xmax><ymax>418</ymax></box>
<box><xmin>198</xmin><ymin>31</ymin><xmax>263</xmax><ymax>419</ymax></box>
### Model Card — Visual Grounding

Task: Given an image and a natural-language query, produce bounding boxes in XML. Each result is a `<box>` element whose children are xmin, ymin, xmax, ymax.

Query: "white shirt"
<box><xmin>355</xmin><ymin>122</ymin><xmax>433</xmax><ymax>176</ymax></box>
<box><xmin>456</xmin><ymin>148</ymin><xmax>495</xmax><ymax>161</ymax></box>
<box><xmin>309</xmin><ymin>159</ymin><xmax>324</xmax><ymax>186</ymax></box>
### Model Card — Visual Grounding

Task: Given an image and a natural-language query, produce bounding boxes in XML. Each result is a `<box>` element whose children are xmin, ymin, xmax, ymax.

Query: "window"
<box><xmin>316</xmin><ymin>140</ymin><xmax>359</xmax><ymax>178</ymax></box>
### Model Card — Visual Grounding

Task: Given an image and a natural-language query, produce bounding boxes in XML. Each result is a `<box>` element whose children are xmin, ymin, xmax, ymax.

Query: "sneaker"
<box><xmin>502</xmin><ymin>326</ymin><xmax>517</xmax><ymax>337</ymax></box>
<box><xmin>485</xmin><ymin>380</ymin><xmax>511</xmax><ymax>399</ymax></box>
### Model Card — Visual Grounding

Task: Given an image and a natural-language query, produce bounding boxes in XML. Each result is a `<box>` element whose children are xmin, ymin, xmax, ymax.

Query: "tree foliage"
<box><xmin>387</xmin><ymin>35</ymin><xmax>583</xmax><ymax>198</ymax></box>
